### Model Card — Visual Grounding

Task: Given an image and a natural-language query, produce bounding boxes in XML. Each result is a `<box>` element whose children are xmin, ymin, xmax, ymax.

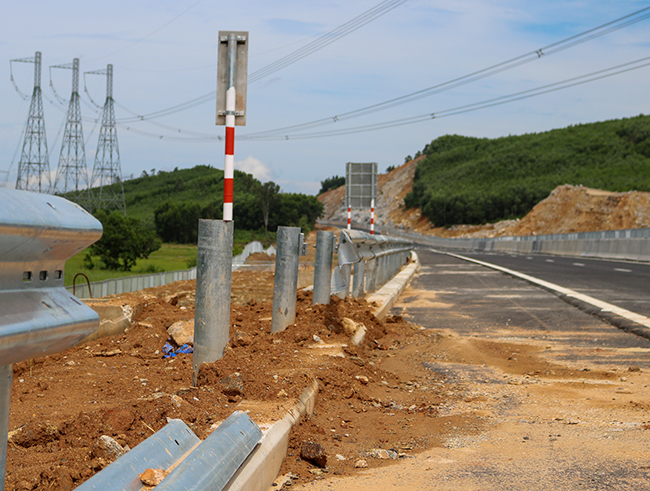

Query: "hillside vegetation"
<box><xmin>99</xmin><ymin>165</ymin><xmax>322</xmax><ymax>242</ymax></box>
<box><xmin>404</xmin><ymin>114</ymin><xmax>650</xmax><ymax>227</ymax></box>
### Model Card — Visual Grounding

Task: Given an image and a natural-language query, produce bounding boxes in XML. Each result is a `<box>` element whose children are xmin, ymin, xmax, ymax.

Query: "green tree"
<box><xmin>258</xmin><ymin>181</ymin><xmax>281</xmax><ymax>234</ymax></box>
<box><xmin>85</xmin><ymin>210</ymin><xmax>161</xmax><ymax>271</ymax></box>
<box><xmin>318</xmin><ymin>175</ymin><xmax>345</xmax><ymax>194</ymax></box>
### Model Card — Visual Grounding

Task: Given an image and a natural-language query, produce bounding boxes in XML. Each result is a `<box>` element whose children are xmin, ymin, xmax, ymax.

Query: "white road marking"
<box><xmin>439</xmin><ymin>250</ymin><xmax>650</xmax><ymax>330</ymax></box>
<box><xmin>573</xmin><ymin>263</ymin><xmax>585</xmax><ymax>267</ymax></box>
<box><xmin>614</xmin><ymin>268</ymin><xmax>632</xmax><ymax>273</ymax></box>
<box><xmin>545</xmin><ymin>259</ymin><xmax>555</xmax><ymax>263</ymax></box>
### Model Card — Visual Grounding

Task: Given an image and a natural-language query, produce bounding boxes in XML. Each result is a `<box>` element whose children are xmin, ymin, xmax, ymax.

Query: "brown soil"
<box><xmin>318</xmin><ymin>160</ymin><xmax>650</xmax><ymax>237</ymax></box>
<box><xmin>5</xmin><ymin>272</ymin><xmax>467</xmax><ymax>491</ymax></box>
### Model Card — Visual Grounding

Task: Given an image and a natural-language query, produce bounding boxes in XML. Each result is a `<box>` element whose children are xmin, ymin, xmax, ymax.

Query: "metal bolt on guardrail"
<box><xmin>271</xmin><ymin>227</ymin><xmax>304</xmax><ymax>333</ymax></box>
<box><xmin>332</xmin><ymin>229</ymin><xmax>413</xmax><ymax>299</ymax></box>
<box><xmin>313</xmin><ymin>230</ymin><xmax>335</xmax><ymax>305</ymax></box>
<box><xmin>193</xmin><ymin>219</ymin><xmax>233</xmax><ymax>386</ymax></box>
<box><xmin>0</xmin><ymin>188</ymin><xmax>102</xmax><ymax>491</ymax></box>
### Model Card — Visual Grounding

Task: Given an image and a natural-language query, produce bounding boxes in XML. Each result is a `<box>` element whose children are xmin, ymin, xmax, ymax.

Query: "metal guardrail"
<box><xmin>332</xmin><ymin>229</ymin><xmax>413</xmax><ymax>297</ymax></box>
<box><xmin>0</xmin><ymin>188</ymin><xmax>103</xmax><ymax>491</ymax></box>
<box><xmin>76</xmin><ymin>412</ymin><xmax>262</xmax><ymax>491</ymax></box>
<box><xmin>319</xmin><ymin>219</ymin><xmax>650</xmax><ymax>262</ymax></box>
<box><xmin>379</xmin><ymin>224</ymin><xmax>650</xmax><ymax>262</ymax></box>
<box><xmin>67</xmin><ymin>241</ymin><xmax>278</xmax><ymax>299</ymax></box>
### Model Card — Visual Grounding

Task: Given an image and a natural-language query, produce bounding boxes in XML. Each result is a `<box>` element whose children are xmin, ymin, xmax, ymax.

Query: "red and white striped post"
<box><xmin>370</xmin><ymin>198</ymin><xmax>375</xmax><ymax>235</ymax></box>
<box><xmin>347</xmin><ymin>206</ymin><xmax>351</xmax><ymax>230</ymax></box>
<box><xmin>223</xmin><ymin>33</ymin><xmax>237</xmax><ymax>221</ymax></box>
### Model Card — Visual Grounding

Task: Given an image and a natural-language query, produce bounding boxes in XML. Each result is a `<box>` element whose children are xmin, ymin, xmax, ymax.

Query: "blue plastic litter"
<box><xmin>162</xmin><ymin>341</ymin><xmax>193</xmax><ymax>358</ymax></box>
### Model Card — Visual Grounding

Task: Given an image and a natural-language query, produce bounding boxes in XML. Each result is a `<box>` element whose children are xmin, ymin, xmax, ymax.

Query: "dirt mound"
<box><xmin>5</xmin><ymin>274</ymin><xmax>463</xmax><ymax>490</ymax></box>
<box><xmin>509</xmin><ymin>184</ymin><xmax>650</xmax><ymax>236</ymax></box>
<box><xmin>427</xmin><ymin>185</ymin><xmax>650</xmax><ymax>238</ymax></box>
<box><xmin>245</xmin><ymin>252</ymin><xmax>275</xmax><ymax>262</ymax></box>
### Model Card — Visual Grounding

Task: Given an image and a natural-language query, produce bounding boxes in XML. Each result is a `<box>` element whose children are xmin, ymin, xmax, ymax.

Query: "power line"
<box><xmin>239</xmin><ymin>7</ymin><xmax>650</xmax><ymax>139</ymax></box>
<box><xmin>114</xmin><ymin>55</ymin><xmax>650</xmax><ymax>141</ymax></box>
<box><xmin>86</xmin><ymin>0</ymin><xmax>205</xmax><ymax>63</ymax></box>
<box><xmin>114</xmin><ymin>0</ymin><xmax>409</xmax><ymax>123</ymax></box>
<box><xmin>112</xmin><ymin>4</ymin><xmax>650</xmax><ymax>140</ymax></box>
<box><xmin>248</xmin><ymin>0</ymin><xmax>407</xmax><ymax>83</ymax></box>
<box><xmin>244</xmin><ymin>56</ymin><xmax>650</xmax><ymax>140</ymax></box>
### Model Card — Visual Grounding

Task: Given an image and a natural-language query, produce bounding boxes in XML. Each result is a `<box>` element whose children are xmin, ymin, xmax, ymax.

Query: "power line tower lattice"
<box><xmin>52</xmin><ymin>58</ymin><xmax>90</xmax><ymax>206</ymax></box>
<box><xmin>89</xmin><ymin>64</ymin><xmax>126</xmax><ymax>213</ymax></box>
<box><xmin>14</xmin><ymin>52</ymin><xmax>51</xmax><ymax>193</ymax></box>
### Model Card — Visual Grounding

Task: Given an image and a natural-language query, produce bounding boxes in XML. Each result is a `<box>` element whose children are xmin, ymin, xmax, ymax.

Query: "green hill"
<box><xmin>95</xmin><ymin>165</ymin><xmax>323</xmax><ymax>243</ymax></box>
<box><xmin>404</xmin><ymin>114</ymin><xmax>650</xmax><ymax>227</ymax></box>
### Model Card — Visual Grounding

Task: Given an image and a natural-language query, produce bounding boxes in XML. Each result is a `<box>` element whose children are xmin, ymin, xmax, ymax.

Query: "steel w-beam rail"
<box><xmin>74</xmin><ymin>419</ymin><xmax>201</xmax><ymax>491</ymax></box>
<box><xmin>332</xmin><ymin>229</ymin><xmax>413</xmax><ymax>296</ymax></box>
<box><xmin>0</xmin><ymin>188</ymin><xmax>102</xmax><ymax>491</ymax></box>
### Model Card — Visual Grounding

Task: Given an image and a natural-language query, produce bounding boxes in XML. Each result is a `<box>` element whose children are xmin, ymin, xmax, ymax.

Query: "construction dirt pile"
<box><xmin>318</xmin><ymin>160</ymin><xmax>650</xmax><ymax>237</ymax></box>
<box><xmin>6</xmin><ymin>268</ymin><xmax>480</xmax><ymax>491</ymax></box>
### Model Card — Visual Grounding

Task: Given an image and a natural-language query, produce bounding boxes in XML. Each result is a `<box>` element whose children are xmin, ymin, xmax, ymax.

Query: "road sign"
<box><xmin>346</xmin><ymin>162</ymin><xmax>377</xmax><ymax>209</ymax></box>
<box><xmin>216</xmin><ymin>31</ymin><xmax>248</xmax><ymax>126</ymax></box>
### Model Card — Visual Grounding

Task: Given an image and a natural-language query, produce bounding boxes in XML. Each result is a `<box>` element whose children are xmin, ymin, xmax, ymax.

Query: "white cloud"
<box><xmin>234</xmin><ymin>156</ymin><xmax>272</xmax><ymax>182</ymax></box>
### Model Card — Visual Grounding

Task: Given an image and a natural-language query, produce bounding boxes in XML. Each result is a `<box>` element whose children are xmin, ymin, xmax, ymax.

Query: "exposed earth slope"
<box><xmin>318</xmin><ymin>161</ymin><xmax>650</xmax><ymax>238</ymax></box>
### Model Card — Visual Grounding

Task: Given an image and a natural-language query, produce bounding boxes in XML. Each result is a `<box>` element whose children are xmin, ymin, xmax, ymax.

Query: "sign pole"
<box><xmin>223</xmin><ymin>33</ymin><xmax>237</xmax><ymax>221</ymax></box>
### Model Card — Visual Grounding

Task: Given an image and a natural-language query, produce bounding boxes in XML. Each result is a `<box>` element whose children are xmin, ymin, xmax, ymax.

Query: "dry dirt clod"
<box><xmin>139</xmin><ymin>468</ymin><xmax>167</xmax><ymax>486</ymax></box>
<box><xmin>219</xmin><ymin>372</ymin><xmax>244</xmax><ymax>397</ymax></box>
<box><xmin>368</xmin><ymin>448</ymin><xmax>398</xmax><ymax>460</ymax></box>
<box><xmin>301</xmin><ymin>441</ymin><xmax>328</xmax><ymax>467</ymax></box>
<box><xmin>91</xmin><ymin>435</ymin><xmax>126</xmax><ymax>462</ymax></box>
<box><xmin>10</xmin><ymin>422</ymin><xmax>59</xmax><ymax>448</ymax></box>
<box><xmin>233</xmin><ymin>330</ymin><xmax>253</xmax><ymax>347</ymax></box>
<box><xmin>167</xmin><ymin>320</ymin><xmax>194</xmax><ymax>346</ymax></box>
<box><xmin>354</xmin><ymin>459</ymin><xmax>369</xmax><ymax>468</ymax></box>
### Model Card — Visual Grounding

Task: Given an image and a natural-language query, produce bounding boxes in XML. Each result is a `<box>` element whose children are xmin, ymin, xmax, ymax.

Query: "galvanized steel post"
<box><xmin>313</xmin><ymin>230</ymin><xmax>334</xmax><ymax>305</ymax></box>
<box><xmin>351</xmin><ymin>261</ymin><xmax>365</xmax><ymax>297</ymax></box>
<box><xmin>193</xmin><ymin>219</ymin><xmax>233</xmax><ymax>385</ymax></box>
<box><xmin>365</xmin><ymin>257</ymin><xmax>377</xmax><ymax>292</ymax></box>
<box><xmin>272</xmin><ymin>226</ymin><xmax>301</xmax><ymax>333</ymax></box>
<box><xmin>0</xmin><ymin>365</ymin><xmax>11</xmax><ymax>491</ymax></box>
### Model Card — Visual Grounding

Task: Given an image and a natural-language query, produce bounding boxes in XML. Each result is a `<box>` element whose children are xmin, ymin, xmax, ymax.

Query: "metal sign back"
<box><xmin>216</xmin><ymin>31</ymin><xmax>249</xmax><ymax>126</ymax></box>
<box><xmin>346</xmin><ymin>162</ymin><xmax>377</xmax><ymax>209</ymax></box>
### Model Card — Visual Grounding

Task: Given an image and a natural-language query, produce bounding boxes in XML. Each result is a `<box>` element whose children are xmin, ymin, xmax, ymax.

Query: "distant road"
<box><xmin>320</xmin><ymin>220</ymin><xmax>650</xmax><ymax>318</ymax></box>
<box><xmin>443</xmin><ymin>250</ymin><xmax>650</xmax><ymax>318</ymax></box>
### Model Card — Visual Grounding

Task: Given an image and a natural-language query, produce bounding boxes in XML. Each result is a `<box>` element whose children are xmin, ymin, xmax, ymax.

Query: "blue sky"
<box><xmin>1</xmin><ymin>0</ymin><xmax>649</xmax><ymax>194</ymax></box>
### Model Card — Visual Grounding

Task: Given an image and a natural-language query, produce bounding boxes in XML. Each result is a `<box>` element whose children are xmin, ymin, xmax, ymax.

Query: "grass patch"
<box><xmin>64</xmin><ymin>233</ymin><xmax>277</xmax><ymax>287</ymax></box>
<box><xmin>65</xmin><ymin>243</ymin><xmax>197</xmax><ymax>287</ymax></box>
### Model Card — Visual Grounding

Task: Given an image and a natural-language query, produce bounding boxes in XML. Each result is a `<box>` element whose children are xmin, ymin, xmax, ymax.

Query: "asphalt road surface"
<box><xmin>453</xmin><ymin>249</ymin><xmax>650</xmax><ymax>318</ymax></box>
<box><xmin>296</xmin><ymin>247</ymin><xmax>650</xmax><ymax>490</ymax></box>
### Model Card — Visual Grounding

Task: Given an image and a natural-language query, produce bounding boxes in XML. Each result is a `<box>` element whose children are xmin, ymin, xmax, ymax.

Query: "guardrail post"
<box><xmin>351</xmin><ymin>261</ymin><xmax>365</xmax><ymax>297</ymax></box>
<box><xmin>193</xmin><ymin>219</ymin><xmax>233</xmax><ymax>386</ymax></box>
<box><xmin>0</xmin><ymin>364</ymin><xmax>11</xmax><ymax>491</ymax></box>
<box><xmin>272</xmin><ymin>226</ymin><xmax>301</xmax><ymax>333</ymax></box>
<box><xmin>366</xmin><ymin>257</ymin><xmax>377</xmax><ymax>292</ymax></box>
<box><xmin>313</xmin><ymin>230</ymin><xmax>334</xmax><ymax>305</ymax></box>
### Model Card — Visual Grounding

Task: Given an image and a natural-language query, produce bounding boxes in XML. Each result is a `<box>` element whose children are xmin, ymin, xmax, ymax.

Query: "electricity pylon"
<box><xmin>52</xmin><ymin>58</ymin><xmax>90</xmax><ymax>207</ymax></box>
<box><xmin>14</xmin><ymin>52</ymin><xmax>51</xmax><ymax>193</ymax></box>
<box><xmin>89</xmin><ymin>64</ymin><xmax>126</xmax><ymax>213</ymax></box>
